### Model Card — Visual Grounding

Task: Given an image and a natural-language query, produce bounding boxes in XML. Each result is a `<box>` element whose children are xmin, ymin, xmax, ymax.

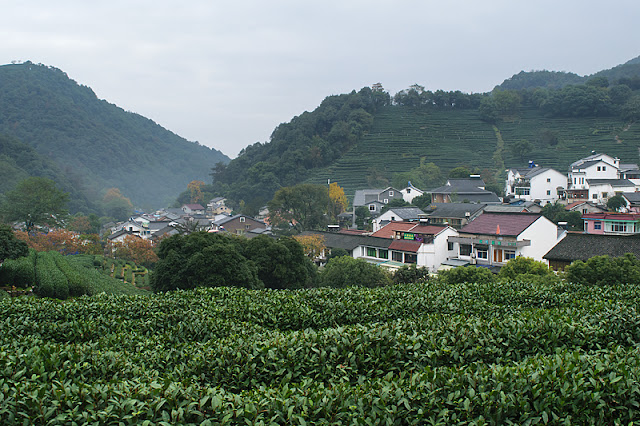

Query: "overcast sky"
<box><xmin>1</xmin><ymin>1</ymin><xmax>638</xmax><ymax>158</ymax></box>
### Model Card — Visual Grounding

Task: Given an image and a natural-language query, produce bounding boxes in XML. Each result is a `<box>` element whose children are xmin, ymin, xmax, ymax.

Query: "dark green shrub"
<box><xmin>393</xmin><ymin>264</ymin><xmax>431</xmax><ymax>284</ymax></box>
<box><xmin>327</xmin><ymin>247</ymin><xmax>349</xmax><ymax>260</ymax></box>
<box><xmin>498</xmin><ymin>257</ymin><xmax>553</xmax><ymax>281</ymax></box>
<box><xmin>438</xmin><ymin>265</ymin><xmax>495</xmax><ymax>285</ymax></box>
<box><xmin>565</xmin><ymin>253</ymin><xmax>640</xmax><ymax>286</ymax></box>
<box><xmin>320</xmin><ymin>256</ymin><xmax>392</xmax><ymax>288</ymax></box>
<box><xmin>35</xmin><ymin>251</ymin><xmax>69</xmax><ymax>299</ymax></box>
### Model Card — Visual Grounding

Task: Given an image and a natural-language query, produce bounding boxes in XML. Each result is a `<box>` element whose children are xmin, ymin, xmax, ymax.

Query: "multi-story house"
<box><xmin>448</xmin><ymin>212</ymin><xmax>564</xmax><ymax>266</ymax></box>
<box><xmin>582</xmin><ymin>212</ymin><xmax>640</xmax><ymax>235</ymax></box>
<box><xmin>504</xmin><ymin>165</ymin><xmax>567</xmax><ymax>205</ymax></box>
<box><xmin>429</xmin><ymin>176</ymin><xmax>500</xmax><ymax>204</ymax></box>
<box><xmin>566</xmin><ymin>152</ymin><xmax>639</xmax><ymax>203</ymax></box>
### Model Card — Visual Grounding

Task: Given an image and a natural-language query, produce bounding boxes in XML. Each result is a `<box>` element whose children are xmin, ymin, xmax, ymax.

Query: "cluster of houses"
<box><xmin>106</xmin><ymin>150</ymin><xmax>640</xmax><ymax>275</ymax></box>
<box><xmin>106</xmin><ymin>197</ymin><xmax>272</xmax><ymax>244</ymax></box>
<box><xmin>306</xmin><ymin>151</ymin><xmax>640</xmax><ymax>273</ymax></box>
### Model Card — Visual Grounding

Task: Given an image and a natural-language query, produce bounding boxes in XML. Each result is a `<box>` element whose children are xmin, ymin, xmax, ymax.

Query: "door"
<box><xmin>493</xmin><ymin>248</ymin><xmax>503</xmax><ymax>263</ymax></box>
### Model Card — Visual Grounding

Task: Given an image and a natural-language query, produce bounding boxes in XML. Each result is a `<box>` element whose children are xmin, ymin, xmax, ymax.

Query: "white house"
<box><xmin>505</xmin><ymin>166</ymin><xmax>567</xmax><ymax>204</ymax></box>
<box><xmin>372</xmin><ymin>206</ymin><xmax>425</xmax><ymax>232</ymax></box>
<box><xmin>566</xmin><ymin>152</ymin><xmax>639</xmax><ymax>202</ymax></box>
<box><xmin>400</xmin><ymin>183</ymin><xmax>425</xmax><ymax>203</ymax></box>
<box><xmin>448</xmin><ymin>212</ymin><xmax>565</xmax><ymax>266</ymax></box>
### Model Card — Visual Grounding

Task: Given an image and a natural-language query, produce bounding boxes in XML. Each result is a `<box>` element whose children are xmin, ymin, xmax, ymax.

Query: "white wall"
<box><xmin>518</xmin><ymin>216</ymin><xmax>564</xmax><ymax>264</ymax></box>
<box><xmin>529</xmin><ymin>170</ymin><xmax>567</xmax><ymax>204</ymax></box>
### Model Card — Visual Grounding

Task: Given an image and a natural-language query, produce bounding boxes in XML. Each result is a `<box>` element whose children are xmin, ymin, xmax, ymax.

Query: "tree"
<box><xmin>448</xmin><ymin>166</ymin><xmax>472</xmax><ymax>179</ymax></box>
<box><xmin>187</xmin><ymin>180</ymin><xmax>206</xmax><ymax>204</ymax></box>
<box><xmin>244</xmin><ymin>235</ymin><xmax>316</xmax><ymax>289</ymax></box>
<box><xmin>607</xmin><ymin>194</ymin><xmax>627</xmax><ymax>212</ymax></box>
<box><xmin>0</xmin><ymin>224</ymin><xmax>29</xmax><ymax>265</ymax></box>
<box><xmin>509</xmin><ymin>139</ymin><xmax>533</xmax><ymax>163</ymax></box>
<box><xmin>151</xmin><ymin>232</ymin><xmax>262</xmax><ymax>292</ymax></box>
<box><xmin>328</xmin><ymin>182</ymin><xmax>348</xmax><ymax>220</ymax></box>
<box><xmin>293</xmin><ymin>234</ymin><xmax>326</xmax><ymax>259</ymax></box>
<box><xmin>565</xmin><ymin>253</ymin><xmax>640</xmax><ymax>286</ymax></box>
<box><xmin>411</xmin><ymin>194</ymin><xmax>432</xmax><ymax>210</ymax></box>
<box><xmin>267</xmin><ymin>184</ymin><xmax>329</xmax><ymax>233</ymax></box>
<box><xmin>2</xmin><ymin>177</ymin><xmax>69</xmax><ymax>234</ymax></box>
<box><xmin>320</xmin><ymin>256</ymin><xmax>392</xmax><ymax>288</ymax></box>
<box><xmin>498</xmin><ymin>257</ymin><xmax>552</xmax><ymax>281</ymax></box>
<box><xmin>108</xmin><ymin>235</ymin><xmax>158</xmax><ymax>267</ymax></box>
<box><xmin>438</xmin><ymin>266</ymin><xmax>495</xmax><ymax>285</ymax></box>
<box><xmin>102</xmin><ymin>188</ymin><xmax>133</xmax><ymax>221</ymax></box>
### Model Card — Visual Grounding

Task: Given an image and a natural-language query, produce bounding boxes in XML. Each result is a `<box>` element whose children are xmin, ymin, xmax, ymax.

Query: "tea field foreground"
<box><xmin>2</xmin><ymin>281</ymin><xmax>640</xmax><ymax>424</ymax></box>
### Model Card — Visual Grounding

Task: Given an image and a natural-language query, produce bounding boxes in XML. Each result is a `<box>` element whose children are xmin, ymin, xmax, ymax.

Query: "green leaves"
<box><xmin>3</xmin><ymin>281</ymin><xmax>640</xmax><ymax>423</ymax></box>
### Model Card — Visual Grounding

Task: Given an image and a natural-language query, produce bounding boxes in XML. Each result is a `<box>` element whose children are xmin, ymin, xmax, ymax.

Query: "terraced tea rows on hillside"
<box><xmin>308</xmin><ymin>107</ymin><xmax>497</xmax><ymax>196</ymax></box>
<box><xmin>2</xmin><ymin>281</ymin><xmax>640</xmax><ymax>424</ymax></box>
<box><xmin>498</xmin><ymin>107</ymin><xmax>640</xmax><ymax>168</ymax></box>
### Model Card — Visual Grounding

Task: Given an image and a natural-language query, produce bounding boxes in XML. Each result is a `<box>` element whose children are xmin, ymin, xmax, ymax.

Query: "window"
<box><xmin>611</xmin><ymin>222</ymin><xmax>628</xmax><ymax>233</ymax></box>
<box><xmin>447</xmin><ymin>242</ymin><xmax>454</xmax><ymax>251</ymax></box>
<box><xmin>547</xmin><ymin>178</ymin><xmax>551</xmax><ymax>182</ymax></box>
<box><xmin>476</xmin><ymin>247</ymin><xmax>488</xmax><ymax>259</ymax></box>
<box><xmin>574</xmin><ymin>177</ymin><xmax>576</xmax><ymax>184</ymax></box>
<box><xmin>594</xmin><ymin>221</ymin><xmax>601</xmax><ymax>230</ymax></box>
<box><xmin>593</xmin><ymin>194</ymin><xmax>598</xmax><ymax>199</ymax></box>
<box><xmin>245</xmin><ymin>225</ymin><xmax>250</xmax><ymax>230</ymax></box>
<box><xmin>597</xmin><ymin>166</ymin><xmax>601</xmax><ymax>171</ymax></box>
<box><xmin>582</xmin><ymin>209</ymin><xmax>588</xmax><ymax>214</ymax></box>
<box><xmin>404</xmin><ymin>253</ymin><xmax>417</xmax><ymax>264</ymax></box>
<box><xmin>378</xmin><ymin>249</ymin><xmax>388</xmax><ymax>259</ymax></box>
<box><xmin>367</xmin><ymin>247</ymin><xmax>377</xmax><ymax>257</ymax></box>
<box><xmin>460</xmin><ymin>244</ymin><xmax>472</xmax><ymax>256</ymax></box>
<box><xmin>603</xmin><ymin>166</ymin><xmax>607</xmax><ymax>171</ymax></box>
<box><xmin>369</xmin><ymin>205</ymin><xmax>376</xmax><ymax>211</ymax></box>
<box><xmin>505</xmin><ymin>251</ymin><xmax>516</xmax><ymax>261</ymax></box>
<box><xmin>240</xmin><ymin>217</ymin><xmax>246</xmax><ymax>223</ymax></box>
<box><xmin>389</xmin><ymin>191</ymin><xmax>394</xmax><ymax>197</ymax></box>
<box><xmin>546</xmin><ymin>190</ymin><xmax>551</xmax><ymax>196</ymax></box>
<box><xmin>406</xmin><ymin>189</ymin><xmax>411</xmax><ymax>193</ymax></box>
<box><xmin>392</xmin><ymin>251</ymin><xmax>403</xmax><ymax>262</ymax></box>
<box><xmin>515</xmin><ymin>188</ymin><xmax>530</xmax><ymax>196</ymax></box>
<box><xmin>383</xmin><ymin>199</ymin><xmax>389</xmax><ymax>204</ymax></box>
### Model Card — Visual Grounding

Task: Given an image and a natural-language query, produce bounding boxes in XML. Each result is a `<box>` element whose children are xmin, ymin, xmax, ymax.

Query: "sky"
<box><xmin>1</xmin><ymin>1</ymin><xmax>639</xmax><ymax>159</ymax></box>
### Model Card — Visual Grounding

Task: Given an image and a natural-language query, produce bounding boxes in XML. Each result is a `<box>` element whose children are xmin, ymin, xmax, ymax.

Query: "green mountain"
<box><xmin>0</xmin><ymin>61</ymin><xmax>229</xmax><ymax>210</ymax></box>
<box><xmin>213</xmin><ymin>56</ymin><xmax>640</xmax><ymax>211</ymax></box>
<box><xmin>497</xmin><ymin>55</ymin><xmax>640</xmax><ymax>90</ymax></box>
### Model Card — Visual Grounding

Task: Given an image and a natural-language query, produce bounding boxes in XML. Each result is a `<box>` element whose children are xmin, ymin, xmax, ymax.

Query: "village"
<box><xmin>106</xmin><ymin>151</ymin><xmax>640</xmax><ymax>275</ymax></box>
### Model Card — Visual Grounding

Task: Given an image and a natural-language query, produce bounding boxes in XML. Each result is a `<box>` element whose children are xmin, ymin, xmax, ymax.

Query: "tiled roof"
<box><xmin>371</xmin><ymin>222</ymin><xmax>417</xmax><ymax>239</ymax></box>
<box><xmin>301</xmin><ymin>231</ymin><xmax>392</xmax><ymax>251</ymax></box>
<box><xmin>459</xmin><ymin>212</ymin><xmax>540</xmax><ymax>236</ymax></box>
<box><xmin>544</xmin><ymin>233</ymin><xmax>640</xmax><ymax>261</ymax></box>
<box><xmin>586</xmin><ymin>179</ymin><xmax>635</xmax><ymax>187</ymax></box>
<box><xmin>389</xmin><ymin>240</ymin><xmax>422</xmax><ymax>253</ymax></box>
<box><xmin>183</xmin><ymin>204</ymin><xmax>205</xmax><ymax>210</ymax></box>
<box><xmin>623</xmin><ymin>192</ymin><xmax>640</xmax><ymax>203</ymax></box>
<box><xmin>582</xmin><ymin>213</ymin><xmax>640</xmax><ymax>221</ymax></box>
<box><xmin>426</xmin><ymin>203</ymin><xmax>485</xmax><ymax>218</ymax></box>
<box><xmin>385</xmin><ymin>207</ymin><xmax>425</xmax><ymax>220</ymax></box>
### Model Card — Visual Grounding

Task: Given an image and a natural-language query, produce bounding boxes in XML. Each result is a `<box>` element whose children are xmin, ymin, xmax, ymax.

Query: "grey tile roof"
<box><xmin>353</xmin><ymin>189</ymin><xmax>385</xmax><ymax>206</ymax></box>
<box><xmin>623</xmin><ymin>192</ymin><xmax>640</xmax><ymax>203</ymax></box>
<box><xmin>587</xmin><ymin>179</ymin><xmax>636</xmax><ymax>187</ymax></box>
<box><xmin>544</xmin><ymin>233</ymin><xmax>640</xmax><ymax>262</ymax></box>
<box><xmin>385</xmin><ymin>207</ymin><xmax>425</xmax><ymax>220</ymax></box>
<box><xmin>425</xmin><ymin>203</ymin><xmax>485</xmax><ymax>218</ymax></box>
<box><xmin>300</xmin><ymin>231</ymin><xmax>392</xmax><ymax>251</ymax></box>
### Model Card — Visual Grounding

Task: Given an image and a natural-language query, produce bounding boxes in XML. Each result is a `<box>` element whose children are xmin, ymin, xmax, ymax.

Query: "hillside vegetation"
<box><xmin>2</xmin><ymin>281</ymin><xmax>640</xmax><ymax>423</ymax></box>
<box><xmin>0</xmin><ymin>62</ymin><xmax>229</xmax><ymax>210</ymax></box>
<box><xmin>213</xmin><ymin>55</ymin><xmax>640</xmax><ymax>210</ymax></box>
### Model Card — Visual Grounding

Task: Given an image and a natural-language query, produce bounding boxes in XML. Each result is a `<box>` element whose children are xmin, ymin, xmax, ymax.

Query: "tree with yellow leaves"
<box><xmin>328</xmin><ymin>182</ymin><xmax>348</xmax><ymax>220</ymax></box>
<box><xmin>187</xmin><ymin>180</ymin><xmax>206</xmax><ymax>204</ymax></box>
<box><xmin>293</xmin><ymin>234</ymin><xmax>326</xmax><ymax>260</ymax></box>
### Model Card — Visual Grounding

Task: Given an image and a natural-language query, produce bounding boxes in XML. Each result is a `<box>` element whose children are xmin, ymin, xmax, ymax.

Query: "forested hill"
<box><xmin>0</xmin><ymin>62</ymin><xmax>229</xmax><ymax>209</ymax></box>
<box><xmin>212</xmin><ymin>56</ymin><xmax>640</xmax><ymax>213</ymax></box>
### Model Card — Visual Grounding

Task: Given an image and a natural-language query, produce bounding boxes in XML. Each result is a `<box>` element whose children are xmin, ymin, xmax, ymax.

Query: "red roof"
<box><xmin>389</xmin><ymin>240</ymin><xmax>422</xmax><ymax>253</ymax></box>
<box><xmin>460</xmin><ymin>213</ymin><xmax>540</xmax><ymax>236</ymax></box>
<box><xmin>583</xmin><ymin>213</ymin><xmax>640</xmax><ymax>221</ymax></box>
<box><xmin>406</xmin><ymin>224</ymin><xmax>447</xmax><ymax>235</ymax></box>
<box><xmin>372</xmin><ymin>222</ymin><xmax>416</xmax><ymax>239</ymax></box>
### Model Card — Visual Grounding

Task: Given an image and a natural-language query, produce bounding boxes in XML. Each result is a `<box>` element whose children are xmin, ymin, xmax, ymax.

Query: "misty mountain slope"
<box><xmin>0</xmin><ymin>62</ymin><xmax>229</xmax><ymax>208</ymax></box>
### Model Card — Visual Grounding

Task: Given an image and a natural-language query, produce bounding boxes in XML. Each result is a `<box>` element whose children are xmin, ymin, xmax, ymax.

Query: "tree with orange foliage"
<box><xmin>15</xmin><ymin>228</ymin><xmax>103</xmax><ymax>255</ymax></box>
<box><xmin>293</xmin><ymin>234</ymin><xmax>326</xmax><ymax>260</ymax></box>
<box><xmin>187</xmin><ymin>180</ymin><xmax>206</xmax><ymax>204</ymax></box>
<box><xmin>108</xmin><ymin>235</ymin><xmax>158</xmax><ymax>266</ymax></box>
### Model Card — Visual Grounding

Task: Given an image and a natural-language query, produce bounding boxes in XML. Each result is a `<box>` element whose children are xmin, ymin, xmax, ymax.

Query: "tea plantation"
<box><xmin>2</xmin><ymin>280</ymin><xmax>640</xmax><ymax>424</ymax></box>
